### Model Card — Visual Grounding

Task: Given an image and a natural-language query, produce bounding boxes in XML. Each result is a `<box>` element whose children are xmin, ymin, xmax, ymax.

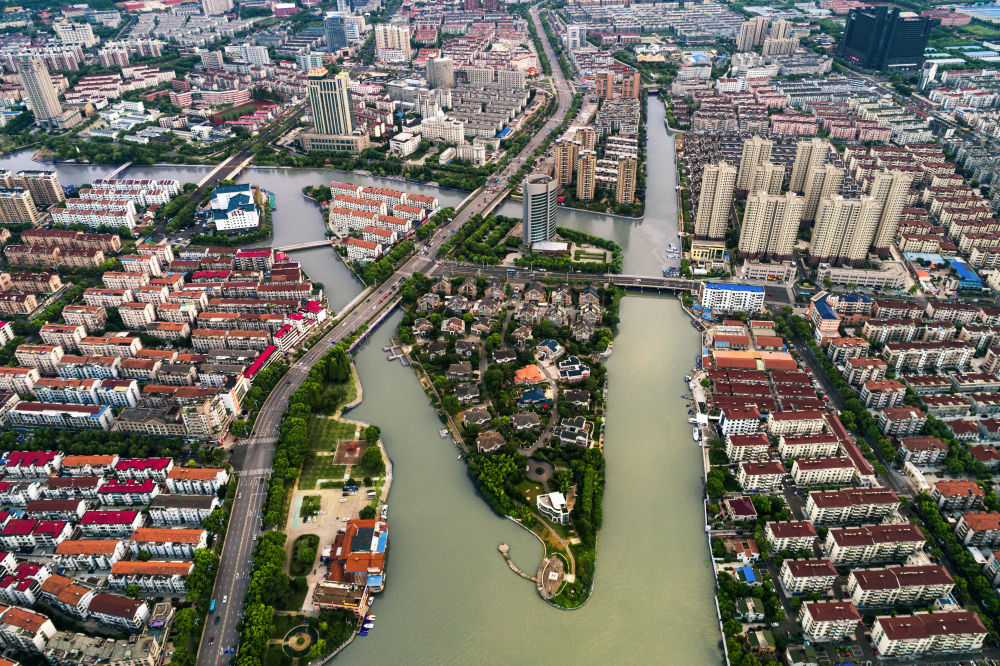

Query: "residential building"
<box><xmin>878</xmin><ymin>407</ymin><xmax>927</xmax><ymax>437</ymax></box>
<box><xmin>800</xmin><ymin>601</ymin><xmax>861</xmax><ymax>641</ymax></box>
<box><xmin>847</xmin><ymin>565</ymin><xmax>953</xmax><ymax>607</ymax></box>
<box><xmin>780</xmin><ymin>558</ymin><xmax>838</xmax><ymax>595</ymax></box>
<box><xmin>695</xmin><ymin>162</ymin><xmax>737</xmax><ymax>239</ymax></box>
<box><xmin>805</xmin><ymin>487</ymin><xmax>900</xmax><ymax>524</ymax></box>
<box><xmin>871</xmin><ymin>612</ymin><xmax>987</xmax><ymax>658</ymax></box>
<box><xmin>825</xmin><ymin>524</ymin><xmax>926</xmax><ymax>565</ymax></box>
<box><xmin>764</xmin><ymin>521</ymin><xmax>818</xmax><ymax>552</ymax></box>
<box><xmin>790</xmin><ymin>457</ymin><xmax>856</xmax><ymax>486</ymax></box>
<box><xmin>737</xmin><ymin>461</ymin><xmax>785</xmax><ymax>492</ymax></box>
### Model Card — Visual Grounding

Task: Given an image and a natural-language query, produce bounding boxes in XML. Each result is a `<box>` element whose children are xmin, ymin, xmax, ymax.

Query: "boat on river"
<box><xmin>692</xmin><ymin>428</ymin><xmax>700</xmax><ymax>442</ymax></box>
<box><xmin>688</xmin><ymin>417</ymin><xmax>698</xmax><ymax>424</ymax></box>
<box><xmin>685</xmin><ymin>375</ymin><xmax>691</xmax><ymax>382</ymax></box>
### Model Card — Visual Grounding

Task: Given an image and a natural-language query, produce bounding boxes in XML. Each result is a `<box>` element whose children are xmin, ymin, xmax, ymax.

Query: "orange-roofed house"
<box><xmin>130</xmin><ymin>527</ymin><xmax>208</xmax><ymax>558</ymax></box>
<box><xmin>0</xmin><ymin>604</ymin><xmax>57</xmax><ymax>651</ymax></box>
<box><xmin>165</xmin><ymin>467</ymin><xmax>230</xmax><ymax>495</ymax></box>
<box><xmin>52</xmin><ymin>539</ymin><xmax>126</xmax><ymax>571</ymax></box>
<box><xmin>108</xmin><ymin>560</ymin><xmax>193</xmax><ymax>593</ymax></box>
<box><xmin>313</xmin><ymin>520</ymin><xmax>389</xmax><ymax>612</ymax></box>
<box><xmin>59</xmin><ymin>455</ymin><xmax>120</xmax><ymax>476</ymax></box>
<box><xmin>39</xmin><ymin>573</ymin><xmax>95</xmax><ymax>619</ymax></box>
<box><xmin>514</xmin><ymin>365</ymin><xmax>544</xmax><ymax>384</ymax></box>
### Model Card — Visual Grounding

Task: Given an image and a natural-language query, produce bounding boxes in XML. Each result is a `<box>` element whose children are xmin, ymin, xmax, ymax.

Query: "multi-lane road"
<box><xmin>196</xmin><ymin>11</ymin><xmax>575</xmax><ymax>666</ymax></box>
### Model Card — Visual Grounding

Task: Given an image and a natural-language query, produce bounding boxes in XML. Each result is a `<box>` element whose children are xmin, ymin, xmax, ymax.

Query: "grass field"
<box><xmin>299</xmin><ymin>457</ymin><xmax>347</xmax><ymax>490</ymax></box>
<box><xmin>308</xmin><ymin>416</ymin><xmax>359</xmax><ymax>451</ymax></box>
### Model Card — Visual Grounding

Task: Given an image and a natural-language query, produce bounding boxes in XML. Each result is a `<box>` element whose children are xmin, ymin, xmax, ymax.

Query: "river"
<box><xmin>1</xmin><ymin>96</ymin><xmax>720</xmax><ymax>663</ymax></box>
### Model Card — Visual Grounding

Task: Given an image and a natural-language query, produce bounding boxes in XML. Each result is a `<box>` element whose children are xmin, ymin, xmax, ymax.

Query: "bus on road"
<box><xmin>209</xmin><ymin>599</ymin><xmax>216</xmax><ymax>613</ymax></box>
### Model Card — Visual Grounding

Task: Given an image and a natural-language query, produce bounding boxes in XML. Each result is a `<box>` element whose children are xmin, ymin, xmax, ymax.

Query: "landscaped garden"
<box><xmin>290</xmin><ymin>534</ymin><xmax>319</xmax><ymax>576</ymax></box>
<box><xmin>299</xmin><ymin>496</ymin><xmax>320</xmax><ymax>518</ymax></box>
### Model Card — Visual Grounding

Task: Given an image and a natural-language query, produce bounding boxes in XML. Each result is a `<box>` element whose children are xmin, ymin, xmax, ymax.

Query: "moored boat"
<box><xmin>692</xmin><ymin>428</ymin><xmax>700</xmax><ymax>442</ymax></box>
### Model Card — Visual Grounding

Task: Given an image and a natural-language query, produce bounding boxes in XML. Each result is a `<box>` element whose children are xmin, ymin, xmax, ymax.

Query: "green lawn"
<box><xmin>308</xmin><ymin>416</ymin><xmax>359</xmax><ymax>451</ymax></box>
<box><xmin>299</xmin><ymin>457</ymin><xmax>347</xmax><ymax>490</ymax></box>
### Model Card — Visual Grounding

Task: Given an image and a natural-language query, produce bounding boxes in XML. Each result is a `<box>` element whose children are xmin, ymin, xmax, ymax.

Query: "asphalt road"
<box><xmin>196</xmin><ymin>12</ymin><xmax>575</xmax><ymax>666</ymax></box>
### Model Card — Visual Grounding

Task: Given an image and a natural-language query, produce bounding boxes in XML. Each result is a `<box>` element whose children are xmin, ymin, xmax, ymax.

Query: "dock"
<box><xmin>498</xmin><ymin>544</ymin><xmax>537</xmax><ymax>583</ymax></box>
<box><xmin>384</xmin><ymin>345</ymin><xmax>409</xmax><ymax>365</ymax></box>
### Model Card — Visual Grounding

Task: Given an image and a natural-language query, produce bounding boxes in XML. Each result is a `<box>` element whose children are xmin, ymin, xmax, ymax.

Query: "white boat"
<box><xmin>688</xmin><ymin>417</ymin><xmax>698</xmax><ymax>424</ymax></box>
<box><xmin>692</xmin><ymin>428</ymin><xmax>700</xmax><ymax>442</ymax></box>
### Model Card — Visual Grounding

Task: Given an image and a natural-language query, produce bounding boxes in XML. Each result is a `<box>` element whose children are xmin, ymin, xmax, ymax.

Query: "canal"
<box><xmin>339</xmin><ymin>95</ymin><xmax>720</xmax><ymax>664</ymax></box>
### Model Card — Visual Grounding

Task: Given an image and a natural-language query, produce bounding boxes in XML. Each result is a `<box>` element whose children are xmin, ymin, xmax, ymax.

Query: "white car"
<box><xmin>340</xmin><ymin>499</ymin><xmax>347</xmax><ymax>503</ymax></box>
<box><xmin>342</xmin><ymin>517</ymin><xmax>348</xmax><ymax>522</ymax></box>
<box><xmin>318</xmin><ymin>510</ymin><xmax>325</xmax><ymax>514</ymax></box>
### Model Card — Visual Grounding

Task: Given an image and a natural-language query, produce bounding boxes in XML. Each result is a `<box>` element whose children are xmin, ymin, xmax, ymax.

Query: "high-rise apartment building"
<box><xmin>769</xmin><ymin>19</ymin><xmax>792</xmax><ymax>39</ymax></box>
<box><xmin>736</xmin><ymin>16</ymin><xmax>769</xmax><ymax>52</ymax></box>
<box><xmin>621</xmin><ymin>71</ymin><xmax>640</xmax><ymax>99</ymax></box>
<box><xmin>870</xmin><ymin>169</ymin><xmax>916</xmax><ymax>257</ymax></box>
<box><xmin>522</xmin><ymin>175</ymin><xmax>558</xmax><ymax>245</ymax></box>
<box><xmin>809</xmin><ymin>196</ymin><xmax>882</xmax><ymax>267</ymax></box>
<box><xmin>617</xmin><ymin>156</ymin><xmax>638</xmax><ymax>205</ymax></box>
<box><xmin>427</xmin><ymin>58</ymin><xmax>455</xmax><ymax>89</ymax></box>
<box><xmin>837</xmin><ymin>6</ymin><xmax>930</xmax><ymax>72</ymax></box>
<box><xmin>15</xmin><ymin>171</ymin><xmax>63</xmax><ymax>205</ymax></box>
<box><xmin>737</xmin><ymin>136</ymin><xmax>773</xmax><ymax>192</ymax></box>
<box><xmin>790</xmin><ymin>138</ymin><xmax>830</xmax><ymax>193</ymax></box>
<box><xmin>695</xmin><ymin>162</ymin><xmax>737</xmax><ymax>240</ymax></box>
<box><xmin>595</xmin><ymin>71</ymin><xmax>614</xmax><ymax>100</ymax></box>
<box><xmin>17</xmin><ymin>56</ymin><xmax>62</xmax><ymax>128</ymax></box>
<box><xmin>201</xmin><ymin>51</ymin><xmax>224</xmax><ymax>69</ymax></box>
<box><xmin>324</xmin><ymin>14</ymin><xmax>348</xmax><ymax>51</ymax></box>
<box><xmin>337</xmin><ymin>0</ymin><xmax>349</xmax><ymax>12</ymax></box>
<box><xmin>576</xmin><ymin>150</ymin><xmax>597</xmax><ymax>201</ymax></box>
<box><xmin>738</xmin><ymin>191</ymin><xmax>804</xmax><ymax>262</ymax></box>
<box><xmin>554</xmin><ymin>138</ymin><xmax>580</xmax><ymax>186</ymax></box>
<box><xmin>577</xmin><ymin>127</ymin><xmax>596</xmax><ymax>152</ymax></box>
<box><xmin>750</xmin><ymin>162</ymin><xmax>785</xmax><ymax>196</ymax></box>
<box><xmin>307</xmin><ymin>68</ymin><xmax>354</xmax><ymax>136</ymax></box>
<box><xmin>803</xmin><ymin>164</ymin><xmax>845</xmax><ymax>222</ymax></box>
<box><xmin>565</xmin><ymin>25</ymin><xmax>585</xmax><ymax>50</ymax></box>
<box><xmin>239</xmin><ymin>45</ymin><xmax>269</xmax><ymax>66</ymax></box>
<box><xmin>374</xmin><ymin>24</ymin><xmax>411</xmax><ymax>62</ymax></box>
<box><xmin>0</xmin><ymin>189</ymin><xmax>41</xmax><ymax>226</ymax></box>
<box><xmin>201</xmin><ymin>0</ymin><xmax>233</xmax><ymax>14</ymax></box>
<box><xmin>54</xmin><ymin>22</ymin><xmax>98</xmax><ymax>47</ymax></box>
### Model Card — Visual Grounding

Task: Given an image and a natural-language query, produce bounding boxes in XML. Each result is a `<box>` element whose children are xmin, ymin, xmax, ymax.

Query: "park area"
<box><xmin>308</xmin><ymin>416</ymin><xmax>359</xmax><ymax>451</ymax></box>
<box><xmin>209</xmin><ymin>100</ymin><xmax>276</xmax><ymax>125</ymax></box>
<box><xmin>299</xmin><ymin>458</ymin><xmax>347</xmax><ymax>490</ymax></box>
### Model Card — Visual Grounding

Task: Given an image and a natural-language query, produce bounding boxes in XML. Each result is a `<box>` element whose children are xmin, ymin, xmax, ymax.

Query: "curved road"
<box><xmin>197</xmin><ymin>9</ymin><xmax>575</xmax><ymax>666</ymax></box>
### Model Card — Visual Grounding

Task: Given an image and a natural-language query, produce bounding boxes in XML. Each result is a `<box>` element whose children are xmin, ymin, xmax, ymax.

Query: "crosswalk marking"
<box><xmin>240</xmin><ymin>468</ymin><xmax>271</xmax><ymax>476</ymax></box>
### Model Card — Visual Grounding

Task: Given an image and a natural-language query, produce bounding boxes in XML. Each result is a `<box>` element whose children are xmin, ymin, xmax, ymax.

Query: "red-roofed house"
<box><xmin>79</xmin><ymin>510</ymin><xmax>144</xmax><ymax>537</ymax></box>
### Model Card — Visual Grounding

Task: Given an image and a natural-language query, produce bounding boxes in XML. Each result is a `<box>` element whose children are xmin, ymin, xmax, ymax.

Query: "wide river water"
<box><xmin>0</xmin><ymin>95</ymin><xmax>720</xmax><ymax>663</ymax></box>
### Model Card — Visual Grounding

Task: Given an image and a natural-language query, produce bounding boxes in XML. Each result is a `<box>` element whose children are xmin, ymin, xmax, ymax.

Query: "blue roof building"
<box><xmin>946</xmin><ymin>257</ymin><xmax>984</xmax><ymax>289</ymax></box>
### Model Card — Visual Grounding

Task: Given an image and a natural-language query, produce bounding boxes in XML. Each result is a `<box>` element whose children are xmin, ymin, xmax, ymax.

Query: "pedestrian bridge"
<box><xmin>610</xmin><ymin>275</ymin><xmax>697</xmax><ymax>292</ymax></box>
<box><xmin>276</xmin><ymin>240</ymin><xmax>334</xmax><ymax>252</ymax></box>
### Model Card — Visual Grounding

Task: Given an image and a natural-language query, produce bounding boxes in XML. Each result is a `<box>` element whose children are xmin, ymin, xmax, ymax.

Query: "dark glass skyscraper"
<box><xmin>837</xmin><ymin>6</ymin><xmax>930</xmax><ymax>71</ymax></box>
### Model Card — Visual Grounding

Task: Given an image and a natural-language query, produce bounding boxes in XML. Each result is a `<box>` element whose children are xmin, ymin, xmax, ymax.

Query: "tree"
<box><xmin>126</xmin><ymin>585</ymin><xmax>140</xmax><ymax>598</ymax></box>
<box><xmin>202</xmin><ymin>507</ymin><xmax>226</xmax><ymax>533</ymax></box>
<box><xmin>298</xmin><ymin>546</ymin><xmax>316</xmax><ymax>565</ymax></box>
<box><xmin>138</xmin><ymin>550</ymin><xmax>151</xmax><ymax>561</ymax></box>
<box><xmin>360</xmin><ymin>444</ymin><xmax>384</xmax><ymax>472</ymax></box>
<box><xmin>363</xmin><ymin>425</ymin><xmax>381</xmax><ymax>443</ymax></box>
<box><xmin>359</xmin><ymin>505</ymin><xmax>377</xmax><ymax>520</ymax></box>
<box><xmin>442</xmin><ymin>395</ymin><xmax>460</xmax><ymax>415</ymax></box>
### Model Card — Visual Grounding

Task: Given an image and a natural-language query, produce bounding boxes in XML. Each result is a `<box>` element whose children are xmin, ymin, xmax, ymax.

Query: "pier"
<box><xmin>498</xmin><ymin>544</ymin><xmax>537</xmax><ymax>583</ymax></box>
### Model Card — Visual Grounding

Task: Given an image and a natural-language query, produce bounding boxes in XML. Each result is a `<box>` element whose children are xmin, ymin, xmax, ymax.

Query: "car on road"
<box><xmin>223</xmin><ymin>596</ymin><xmax>227</xmax><ymax>603</ymax></box>
<box><xmin>214</xmin><ymin>616</ymin><xmax>220</xmax><ymax>625</ymax></box>
<box><xmin>209</xmin><ymin>638</ymin><xmax>214</xmax><ymax>644</ymax></box>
